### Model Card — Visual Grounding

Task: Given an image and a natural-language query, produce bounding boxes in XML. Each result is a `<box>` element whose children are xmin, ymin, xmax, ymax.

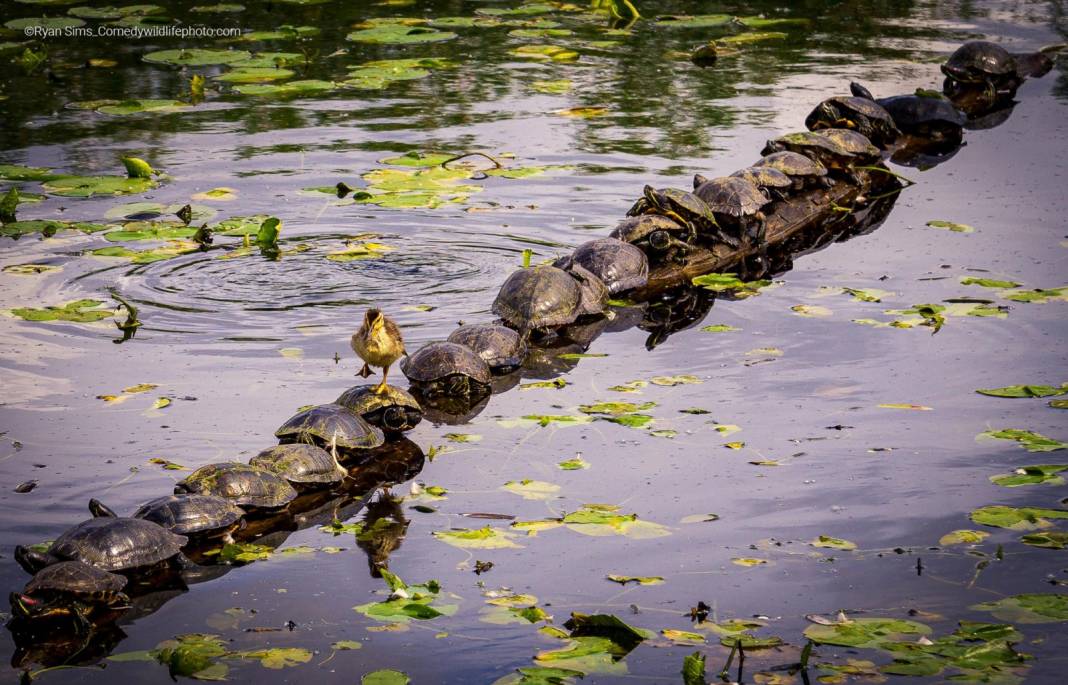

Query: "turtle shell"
<box><xmin>24</xmin><ymin>561</ymin><xmax>127</xmax><ymax>597</ymax></box>
<box><xmin>692</xmin><ymin>176</ymin><xmax>769</xmax><ymax>217</ymax></box>
<box><xmin>336</xmin><ymin>384</ymin><xmax>424</xmax><ymax>432</ymax></box>
<box><xmin>804</xmin><ymin>96</ymin><xmax>900</xmax><ymax>146</ymax></box>
<box><xmin>274</xmin><ymin>404</ymin><xmax>385</xmax><ymax>452</ymax></box>
<box><xmin>250</xmin><ymin>444</ymin><xmax>343</xmax><ymax>487</ymax></box>
<box><xmin>644</xmin><ymin>186</ymin><xmax>718</xmax><ymax>226</ymax></box>
<box><xmin>175</xmin><ymin>463</ymin><xmax>298</xmax><ymax>509</ymax></box>
<box><xmin>563</xmin><ymin>238</ymin><xmax>648</xmax><ymax>295</ymax></box>
<box><xmin>46</xmin><ymin>518</ymin><xmax>187</xmax><ymax>572</ymax></box>
<box><xmin>753</xmin><ymin>151</ymin><xmax>827</xmax><ymax>178</ymax></box>
<box><xmin>730</xmin><ymin>166</ymin><xmax>793</xmax><ymax>191</ymax></box>
<box><xmin>876</xmin><ymin>93</ymin><xmax>966</xmax><ymax>130</ymax></box>
<box><xmin>401</xmin><ymin>341</ymin><xmax>493</xmax><ymax>385</ymax></box>
<box><xmin>942</xmin><ymin>41</ymin><xmax>1016</xmax><ymax>81</ymax></box>
<box><xmin>762</xmin><ymin>130</ymin><xmax>877</xmax><ymax>161</ymax></box>
<box><xmin>491</xmin><ymin>265</ymin><xmax>583</xmax><ymax>331</ymax></box>
<box><xmin>610</xmin><ymin>214</ymin><xmax>687</xmax><ymax>243</ymax></box>
<box><xmin>447</xmin><ymin>324</ymin><xmax>528</xmax><ymax>371</ymax></box>
<box><xmin>812</xmin><ymin>129</ymin><xmax>881</xmax><ymax>158</ymax></box>
<box><xmin>133</xmin><ymin>494</ymin><xmax>245</xmax><ymax>537</ymax></box>
<box><xmin>565</xmin><ymin>262</ymin><xmax>609</xmax><ymax>317</ymax></box>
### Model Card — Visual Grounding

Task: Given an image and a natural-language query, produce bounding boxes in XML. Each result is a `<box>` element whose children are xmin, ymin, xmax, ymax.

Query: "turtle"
<box><xmin>563</xmin><ymin>261</ymin><xmax>609</xmax><ymax>317</ymax></box>
<box><xmin>88</xmin><ymin>496</ymin><xmax>245</xmax><ymax>543</ymax></box>
<box><xmin>14</xmin><ymin>517</ymin><xmax>188</xmax><ymax>575</ymax></box>
<box><xmin>491</xmin><ymin>265</ymin><xmax>583</xmax><ymax>337</ymax></box>
<box><xmin>9</xmin><ymin>561</ymin><xmax>129</xmax><ymax>630</ymax></box>
<box><xmin>400</xmin><ymin>341</ymin><xmax>492</xmax><ymax>398</ymax></box>
<box><xmin>941</xmin><ymin>41</ymin><xmax>1018</xmax><ymax>97</ymax></box>
<box><xmin>446</xmin><ymin>324</ymin><xmax>528</xmax><ymax>372</ymax></box>
<box><xmin>761</xmin><ymin>130</ymin><xmax>881</xmax><ymax>185</ymax></box>
<box><xmin>751</xmin><ymin>151</ymin><xmax>828</xmax><ymax>190</ymax></box>
<box><xmin>626</xmin><ymin>185</ymin><xmax>732</xmax><ymax>246</ymax></box>
<box><xmin>250</xmin><ymin>444</ymin><xmax>345</xmax><ymax>489</ymax></box>
<box><xmin>175</xmin><ymin>462</ymin><xmax>299</xmax><ymax>510</ymax></box>
<box><xmin>804</xmin><ymin>95</ymin><xmax>901</xmax><ymax>148</ymax></box>
<box><xmin>609</xmin><ymin>214</ymin><xmax>693</xmax><ymax>264</ymax></box>
<box><xmin>275</xmin><ymin>403</ymin><xmax>386</xmax><ymax>455</ymax></box>
<box><xmin>554</xmin><ymin>238</ymin><xmax>649</xmax><ymax>295</ymax></box>
<box><xmin>730</xmin><ymin>166</ymin><xmax>794</xmax><ymax>200</ymax></box>
<box><xmin>692</xmin><ymin>175</ymin><xmax>771</xmax><ymax>249</ymax></box>
<box><xmin>335</xmin><ymin>384</ymin><xmax>424</xmax><ymax>432</ymax></box>
<box><xmin>850</xmin><ymin>82</ymin><xmax>966</xmax><ymax>142</ymax></box>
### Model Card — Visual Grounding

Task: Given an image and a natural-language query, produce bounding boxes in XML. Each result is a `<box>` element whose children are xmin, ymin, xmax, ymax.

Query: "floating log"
<box><xmin>632</xmin><ymin>169</ymin><xmax>893</xmax><ymax>299</ymax></box>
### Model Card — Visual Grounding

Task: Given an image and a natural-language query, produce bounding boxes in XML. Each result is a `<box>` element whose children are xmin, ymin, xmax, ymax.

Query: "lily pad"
<box><xmin>1020</xmin><ymin>531</ymin><xmax>1068</xmax><ymax>549</ymax></box>
<box><xmin>961</xmin><ymin>277</ymin><xmax>1022</xmax><ymax>289</ymax></box>
<box><xmin>939</xmin><ymin>530</ymin><xmax>990</xmax><ymax>545</ymax></box>
<box><xmin>557</xmin><ymin>457</ymin><xmax>589</xmax><ymax>470</ymax></box>
<box><xmin>214</xmin><ymin>67</ymin><xmax>295</xmax><ymax>83</ymax></box>
<box><xmin>811</xmin><ymin>535</ymin><xmax>857</xmax><ymax>551</ymax></box>
<box><xmin>0</xmin><ymin>164</ymin><xmax>59</xmax><ymax>181</ymax></box>
<box><xmin>926</xmin><ymin>219</ymin><xmax>975</xmax><ymax>233</ymax></box>
<box><xmin>11</xmin><ymin>299</ymin><xmax>112</xmax><ymax>323</ymax></box>
<box><xmin>804</xmin><ymin>617</ymin><xmax>932</xmax><ymax>648</ymax></box>
<box><xmin>969</xmin><ymin>505</ymin><xmax>1068</xmax><ymax>530</ymax></box>
<box><xmin>563</xmin><ymin>505</ymin><xmax>670</xmax><ymax>539</ymax></box>
<box><xmin>1</xmin><ymin>219</ymin><xmax>109</xmax><ymax>237</ymax></box>
<box><xmin>42</xmin><ymin>175</ymin><xmax>158</xmax><ymax>197</ymax></box>
<box><xmin>5</xmin><ymin>17</ymin><xmax>85</xmax><ymax>30</ymax></box>
<box><xmin>347</xmin><ymin>24</ymin><xmax>457</xmax><ymax>44</ymax></box>
<box><xmin>977</xmin><ymin>384</ymin><xmax>1067</xmax><ymax>398</ymax></box>
<box><xmin>511</xmin><ymin>44</ymin><xmax>579</xmax><ymax>61</ymax></box>
<box><xmin>971</xmin><ymin>594</ymin><xmax>1068</xmax><ymax>623</ymax></box>
<box><xmin>362</xmin><ymin>671</ymin><xmax>410</xmax><ymax>685</ymax></box>
<box><xmin>607</xmin><ymin>574</ymin><xmax>663</xmax><ymax>586</ymax></box>
<box><xmin>979</xmin><ymin>429</ymin><xmax>1067</xmax><ymax>452</ymax></box>
<box><xmin>144</xmin><ymin>48</ymin><xmax>252</xmax><ymax>66</ymax></box>
<box><xmin>233</xmin><ymin>80</ymin><xmax>336</xmax><ymax>96</ymax></box>
<box><xmin>503</xmin><ymin>479</ymin><xmax>560</xmax><ymax>500</ymax></box>
<box><xmin>434</xmin><ymin>526</ymin><xmax>521</xmax><ymax>549</ymax></box>
<box><xmin>990</xmin><ymin>464</ymin><xmax>1068</xmax><ymax>487</ymax></box>
<box><xmin>232</xmin><ymin>648</ymin><xmax>312</xmax><ymax>669</ymax></box>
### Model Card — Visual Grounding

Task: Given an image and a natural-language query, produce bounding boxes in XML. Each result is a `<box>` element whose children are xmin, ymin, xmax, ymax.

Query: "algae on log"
<box><xmin>633</xmin><ymin>168</ymin><xmax>894</xmax><ymax>297</ymax></box>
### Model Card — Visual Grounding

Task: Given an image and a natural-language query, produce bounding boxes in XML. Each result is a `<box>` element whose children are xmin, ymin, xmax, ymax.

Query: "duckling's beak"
<box><xmin>364</xmin><ymin>309</ymin><xmax>381</xmax><ymax>328</ymax></box>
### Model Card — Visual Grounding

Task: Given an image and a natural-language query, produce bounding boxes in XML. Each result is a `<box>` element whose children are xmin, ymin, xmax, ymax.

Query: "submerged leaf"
<box><xmin>433</xmin><ymin>526</ymin><xmax>521</xmax><ymax>549</ymax></box>
<box><xmin>502</xmin><ymin>479</ymin><xmax>560</xmax><ymax>500</ymax></box>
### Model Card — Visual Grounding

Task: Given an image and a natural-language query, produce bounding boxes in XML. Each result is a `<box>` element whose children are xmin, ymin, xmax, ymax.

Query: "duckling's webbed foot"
<box><xmin>358</xmin><ymin>363</ymin><xmax>374</xmax><ymax>378</ymax></box>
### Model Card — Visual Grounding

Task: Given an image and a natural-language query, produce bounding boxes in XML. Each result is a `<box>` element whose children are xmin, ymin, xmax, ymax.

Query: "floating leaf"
<box><xmin>803</xmin><ymin>617</ymin><xmax>931</xmax><ymax>648</ymax></box>
<box><xmin>556</xmin><ymin>106</ymin><xmax>607</xmax><ymax>118</ymax></box>
<box><xmin>502</xmin><ymin>479</ymin><xmax>560</xmax><ymax>500</ymax></box>
<box><xmin>719</xmin><ymin>635</ymin><xmax>784</xmax><ymax>649</ymax></box>
<box><xmin>11</xmin><ymin>299</ymin><xmax>112</xmax><ymax>323</ymax></box>
<box><xmin>232</xmin><ymin>648</ymin><xmax>312</xmax><ymax>669</ymax></box>
<box><xmin>521</xmin><ymin>379</ymin><xmax>568</xmax><ymax>390</ymax></box>
<box><xmin>969</xmin><ymin>505</ymin><xmax>1068</xmax><ymax>530</ymax></box>
<box><xmin>939</xmin><ymin>530</ymin><xmax>989</xmax><ymax>545</ymax></box>
<box><xmin>977</xmin><ymin>384</ymin><xmax>1067</xmax><ymax>399</ymax></box>
<box><xmin>563</xmin><ymin>505</ymin><xmax>670</xmax><ymax>539</ymax></box>
<box><xmin>663</xmin><ymin>629</ymin><xmax>705</xmax><ymax>644</ymax></box>
<box><xmin>512</xmin><ymin>44</ymin><xmax>579</xmax><ymax>62</ymax></box>
<box><xmin>650</xmin><ymin>375</ymin><xmax>701</xmax><ymax>386</ymax></box>
<box><xmin>692</xmin><ymin>273</ymin><xmax>771</xmax><ymax>296</ymax></box>
<box><xmin>144</xmin><ymin>48</ymin><xmax>251</xmax><ymax>66</ymax></box>
<box><xmin>1021</xmin><ymin>532</ymin><xmax>1068</xmax><ymax>549</ymax></box>
<box><xmin>811</xmin><ymin>535</ymin><xmax>857</xmax><ymax>551</ymax></box>
<box><xmin>701</xmin><ymin>324</ymin><xmax>739</xmax><ymax>332</ymax></box>
<box><xmin>732</xmin><ymin>558</ymin><xmax>769</xmax><ymax>567</ymax></box>
<box><xmin>531</xmin><ymin>79</ymin><xmax>572</xmax><ymax>94</ymax></box>
<box><xmin>558</xmin><ymin>457</ymin><xmax>589</xmax><ymax>470</ymax></box>
<box><xmin>724</xmin><ymin>441</ymin><xmax>744</xmax><ymax>450</ymax></box>
<box><xmin>192</xmin><ymin>187</ymin><xmax>238</xmax><ymax>202</ymax></box>
<box><xmin>990</xmin><ymin>464</ymin><xmax>1068</xmax><ymax>487</ymax></box>
<box><xmin>234</xmin><ymin>80</ymin><xmax>336</xmax><ymax>96</ymax></box>
<box><xmin>682</xmin><ymin>652</ymin><xmax>706</xmax><ymax>685</ymax></box>
<box><xmin>444</xmin><ymin>433</ymin><xmax>480</xmax><ymax>443</ymax></box>
<box><xmin>608</xmin><ymin>574</ymin><xmax>663</xmax><ymax>586</ymax></box>
<box><xmin>971</xmin><ymin>594</ymin><xmax>1068</xmax><ymax>623</ymax></box>
<box><xmin>215</xmin><ymin>67</ymin><xmax>296</xmax><ymax>83</ymax></box>
<box><xmin>680</xmin><ymin>513</ymin><xmax>720</xmax><ymax>524</ymax></box>
<box><xmin>979</xmin><ymin>429</ymin><xmax>1067</xmax><ymax>452</ymax></box>
<box><xmin>433</xmin><ymin>526</ymin><xmax>521</xmax><ymax>549</ymax></box>
<box><xmin>3</xmin><ymin>263</ymin><xmax>59</xmax><ymax>275</ymax></box>
<box><xmin>43</xmin><ymin>174</ymin><xmax>158</xmax><ymax>197</ymax></box>
<box><xmin>608</xmin><ymin>380</ymin><xmax>647</xmax><ymax>393</ymax></box>
<box><xmin>791</xmin><ymin>304</ymin><xmax>832</xmax><ymax>317</ymax></box>
<box><xmin>331</xmin><ymin>640</ymin><xmax>362</xmax><ymax>651</ymax></box>
<box><xmin>926</xmin><ymin>219</ymin><xmax>974</xmax><ymax>233</ymax></box>
<box><xmin>362</xmin><ymin>669</ymin><xmax>410</xmax><ymax>685</ymax></box>
<box><xmin>347</xmin><ymin>24</ymin><xmax>456</xmax><ymax>44</ymax></box>
<box><xmin>878</xmin><ymin>403</ymin><xmax>932</xmax><ymax>411</ymax></box>
<box><xmin>961</xmin><ymin>277</ymin><xmax>1022</xmax><ymax>289</ymax></box>
<box><xmin>842</xmin><ymin>287</ymin><xmax>892</xmax><ymax>302</ymax></box>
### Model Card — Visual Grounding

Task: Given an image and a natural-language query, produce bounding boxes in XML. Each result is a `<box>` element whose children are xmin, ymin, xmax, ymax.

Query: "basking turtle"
<box><xmin>555</xmin><ymin>238</ymin><xmax>648</xmax><ymax>295</ymax></box>
<box><xmin>692</xmin><ymin>175</ymin><xmax>771</xmax><ymax>249</ymax></box>
<box><xmin>804</xmin><ymin>95</ymin><xmax>901</xmax><ymax>148</ymax></box>
<box><xmin>14</xmin><ymin>517</ymin><xmax>187</xmax><ymax>575</ymax></box>
<box><xmin>610</xmin><ymin>214</ymin><xmax>692</xmax><ymax>264</ymax></box>
<box><xmin>250</xmin><ymin>444</ymin><xmax>345</xmax><ymax>489</ymax></box>
<box><xmin>730</xmin><ymin>166</ymin><xmax>793</xmax><ymax>200</ymax></box>
<box><xmin>175</xmin><ymin>463</ymin><xmax>298</xmax><ymax>510</ymax></box>
<box><xmin>761</xmin><ymin>130</ymin><xmax>881</xmax><ymax>184</ymax></box>
<box><xmin>9</xmin><ymin>561</ymin><xmax>129</xmax><ymax>629</ymax></box>
<box><xmin>564</xmin><ymin>261</ymin><xmax>609</xmax><ymax>317</ymax></box>
<box><xmin>491</xmin><ymin>265</ymin><xmax>583</xmax><ymax>336</ymax></box>
<box><xmin>446</xmin><ymin>324</ymin><xmax>528</xmax><ymax>372</ymax></box>
<box><xmin>336</xmin><ymin>384</ymin><xmax>424</xmax><ymax>432</ymax></box>
<box><xmin>88</xmin><ymin>496</ymin><xmax>244</xmax><ymax>543</ymax></box>
<box><xmin>941</xmin><ymin>41</ymin><xmax>1018</xmax><ymax>96</ymax></box>
<box><xmin>275</xmin><ymin>403</ymin><xmax>385</xmax><ymax>454</ymax></box>
<box><xmin>626</xmin><ymin>185</ymin><xmax>732</xmax><ymax>246</ymax></box>
<box><xmin>850</xmin><ymin>82</ymin><xmax>966</xmax><ymax>142</ymax></box>
<box><xmin>400</xmin><ymin>341</ymin><xmax>492</xmax><ymax>398</ymax></box>
<box><xmin>751</xmin><ymin>151</ymin><xmax>828</xmax><ymax>190</ymax></box>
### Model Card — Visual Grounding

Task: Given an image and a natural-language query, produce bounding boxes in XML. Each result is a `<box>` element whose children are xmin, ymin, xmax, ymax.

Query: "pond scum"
<box><xmin>1</xmin><ymin>2</ymin><xmax>1067</xmax><ymax>684</ymax></box>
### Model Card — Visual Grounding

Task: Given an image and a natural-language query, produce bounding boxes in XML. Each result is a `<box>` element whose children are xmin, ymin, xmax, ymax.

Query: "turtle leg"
<box><xmin>358</xmin><ymin>362</ymin><xmax>374</xmax><ymax>378</ymax></box>
<box><xmin>375</xmin><ymin>365</ymin><xmax>391</xmax><ymax>394</ymax></box>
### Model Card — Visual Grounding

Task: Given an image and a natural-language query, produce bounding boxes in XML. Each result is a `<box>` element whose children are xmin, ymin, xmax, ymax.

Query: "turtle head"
<box><xmin>14</xmin><ymin>546</ymin><xmax>51</xmax><ymax>575</ymax></box>
<box><xmin>445</xmin><ymin>375</ymin><xmax>470</xmax><ymax>397</ymax></box>
<box><xmin>693</xmin><ymin>174</ymin><xmax>709</xmax><ymax>190</ymax></box>
<box><xmin>381</xmin><ymin>407</ymin><xmax>409</xmax><ymax>432</ymax></box>
<box><xmin>9</xmin><ymin>591</ymin><xmax>50</xmax><ymax>621</ymax></box>
<box><xmin>648</xmin><ymin>230</ymin><xmax>673</xmax><ymax>252</ymax></box>
<box><xmin>88</xmin><ymin>498</ymin><xmax>117</xmax><ymax>518</ymax></box>
<box><xmin>849</xmin><ymin>82</ymin><xmax>875</xmax><ymax>100</ymax></box>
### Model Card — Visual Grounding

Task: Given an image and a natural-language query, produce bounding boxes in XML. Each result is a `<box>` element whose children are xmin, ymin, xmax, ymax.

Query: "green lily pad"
<box><xmin>433</xmin><ymin>526</ymin><xmax>522</xmax><ymax>549</ymax></box>
<box><xmin>353</xmin><ymin>578</ymin><xmax>455</xmax><ymax>623</ymax></box>
<box><xmin>212</xmin><ymin>214</ymin><xmax>270</xmax><ymax>236</ymax></box>
<box><xmin>5</xmin><ymin>16</ymin><xmax>85</xmax><ymax>30</ymax></box>
<box><xmin>91</xmin><ymin>240</ymin><xmax>199</xmax><ymax>263</ymax></box>
<box><xmin>41</xmin><ymin>174</ymin><xmax>158</xmax><ymax>198</ymax></box>
<box><xmin>103</xmin><ymin>222</ymin><xmax>199</xmax><ymax>242</ymax></box>
<box><xmin>68</xmin><ymin>5</ymin><xmax>162</xmax><ymax>19</ymax></box>
<box><xmin>11</xmin><ymin>299</ymin><xmax>112</xmax><ymax>323</ymax></box>
<box><xmin>961</xmin><ymin>277</ymin><xmax>1022</xmax><ymax>289</ymax></box>
<box><xmin>531</xmin><ymin>79</ymin><xmax>572</xmax><ymax>94</ymax></box>
<box><xmin>96</xmin><ymin>99</ymin><xmax>191</xmax><ymax>115</ymax></box>
<box><xmin>803</xmin><ymin>617</ymin><xmax>932</xmax><ymax>648</ymax></box>
<box><xmin>990</xmin><ymin>464</ymin><xmax>1068</xmax><ymax>487</ymax></box>
<box><xmin>143</xmin><ymin>48</ymin><xmax>252</xmax><ymax>66</ymax></box>
<box><xmin>654</xmin><ymin>14</ymin><xmax>735</xmax><ymax>28</ymax></box>
<box><xmin>233</xmin><ymin>79</ymin><xmax>336</xmax><ymax>96</ymax></box>
<box><xmin>701</xmin><ymin>324</ymin><xmax>739</xmax><ymax>332</ymax></box>
<box><xmin>607</xmin><ymin>574</ymin><xmax>663</xmax><ymax>586</ymax></box>
<box><xmin>971</xmin><ymin>594</ymin><xmax>1068</xmax><ymax>623</ymax></box>
<box><xmin>719</xmin><ymin>634</ymin><xmax>784</xmax><ymax>649</ymax></box>
<box><xmin>557</xmin><ymin>457</ymin><xmax>589</xmax><ymax>470</ymax></box>
<box><xmin>1020</xmin><ymin>531</ymin><xmax>1068</xmax><ymax>549</ymax></box>
<box><xmin>230</xmin><ymin>52</ymin><xmax>303</xmax><ymax>68</ymax></box>
<box><xmin>347</xmin><ymin>24</ymin><xmax>456</xmax><ymax>44</ymax></box>
<box><xmin>190</xmin><ymin>3</ymin><xmax>245</xmax><ymax>12</ymax></box>
<box><xmin>926</xmin><ymin>219</ymin><xmax>974</xmax><ymax>233</ymax></box>
<box><xmin>1001</xmin><ymin>287</ymin><xmax>1067</xmax><ymax>303</ymax></box>
<box><xmin>377</xmin><ymin>151</ymin><xmax>456</xmax><ymax>167</ymax></box>
<box><xmin>969</xmin><ymin>505</ymin><xmax>1068</xmax><ymax>530</ymax></box>
<box><xmin>939</xmin><ymin>530</ymin><xmax>990</xmax><ymax>545</ymax></box>
<box><xmin>214</xmin><ymin>67</ymin><xmax>295</xmax><ymax>83</ymax></box>
<box><xmin>231</xmin><ymin>648</ymin><xmax>312</xmax><ymax>669</ymax></box>
<box><xmin>511</xmin><ymin>44</ymin><xmax>579</xmax><ymax>61</ymax></box>
<box><xmin>363</xmin><ymin>670</ymin><xmax>410</xmax><ymax>685</ymax></box>
<box><xmin>979</xmin><ymin>429</ymin><xmax>1068</xmax><ymax>452</ymax></box>
<box><xmin>977</xmin><ymin>384</ymin><xmax>1067</xmax><ymax>398</ymax></box>
<box><xmin>149</xmin><ymin>633</ymin><xmax>228</xmax><ymax>680</ymax></box>
<box><xmin>563</xmin><ymin>505</ymin><xmax>670</xmax><ymax>539</ymax></box>
<box><xmin>692</xmin><ymin>272</ymin><xmax>771</xmax><ymax>295</ymax></box>
<box><xmin>1</xmin><ymin>219</ymin><xmax>109</xmax><ymax>237</ymax></box>
<box><xmin>0</xmin><ymin>164</ymin><xmax>60</xmax><ymax>181</ymax></box>
<box><xmin>1051</xmin><ymin>399</ymin><xmax>1068</xmax><ymax>409</ymax></box>
<box><xmin>579</xmin><ymin>401</ymin><xmax>656</xmax><ymax>416</ymax></box>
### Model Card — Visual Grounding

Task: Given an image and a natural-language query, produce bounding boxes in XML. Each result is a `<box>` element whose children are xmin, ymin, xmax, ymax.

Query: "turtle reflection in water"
<box><xmin>8</xmin><ymin>561</ymin><xmax>129</xmax><ymax>632</ymax></box>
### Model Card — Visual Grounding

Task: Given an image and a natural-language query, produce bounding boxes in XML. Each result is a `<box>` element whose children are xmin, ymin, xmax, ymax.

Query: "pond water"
<box><xmin>1</xmin><ymin>0</ymin><xmax>1067</xmax><ymax>683</ymax></box>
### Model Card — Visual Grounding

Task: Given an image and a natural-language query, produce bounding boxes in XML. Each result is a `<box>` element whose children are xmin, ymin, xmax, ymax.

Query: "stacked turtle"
<box><xmin>8</xmin><ymin>39</ymin><xmax>1058</xmax><ymax>638</ymax></box>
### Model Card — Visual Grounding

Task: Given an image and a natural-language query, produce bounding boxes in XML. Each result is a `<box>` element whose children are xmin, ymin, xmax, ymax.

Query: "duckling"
<box><xmin>351</xmin><ymin>308</ymin><xmax>406</xmax><ymax>394</ymax></box>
